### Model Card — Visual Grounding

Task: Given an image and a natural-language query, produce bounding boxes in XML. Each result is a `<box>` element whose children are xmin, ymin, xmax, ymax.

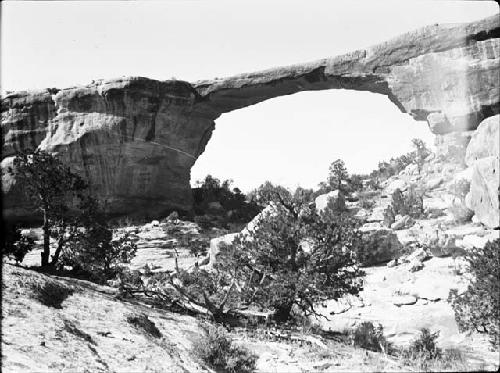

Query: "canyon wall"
<box><xmin>2</xmin><ymin>14</ymin><xmax>499</xmax><ymax>221</ymax></box>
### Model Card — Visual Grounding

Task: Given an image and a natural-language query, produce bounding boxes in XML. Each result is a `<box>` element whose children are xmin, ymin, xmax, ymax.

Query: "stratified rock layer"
<box><xmin>2</xmin><ymin>15</ymin><xmax>499</xmax><ymax>220</ymax></box>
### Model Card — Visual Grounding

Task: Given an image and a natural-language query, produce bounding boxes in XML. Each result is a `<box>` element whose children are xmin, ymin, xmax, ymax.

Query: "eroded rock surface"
<box><xmin>2</xmin><ymin>15</ymin><xmax>499</xmax><ymax>220</ymax></box>
<box><xmin>465</xmin><ymin>115</ymin><xmax>499</xmax><ymax>228</ymax></box>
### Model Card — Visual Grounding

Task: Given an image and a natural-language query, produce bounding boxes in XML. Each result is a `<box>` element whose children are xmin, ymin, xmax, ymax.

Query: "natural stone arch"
<box><xmin>2</xmin><ymin>14</ymin><xmax>499</xmax><ymax>220</ymax></box>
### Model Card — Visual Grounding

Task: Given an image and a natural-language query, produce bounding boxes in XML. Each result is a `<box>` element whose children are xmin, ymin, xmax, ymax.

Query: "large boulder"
<box><xmin>314</xmin><ymin>190</ymin><xmax>345</xmax><ymax>213</ymax></box>
<box><xmin>204</xmin><ymin>233</ymin><xmax>239</xmax><ymax>270</ymax></box>
<box><xmin>465</xmin><ymin>115</ymin><xmax>499</xmax><ymax>228</ymax></box>
<box><xmin>465</xmin><ymin>115</ymin><xmax>500</xmax><ymax>164</ymax></box>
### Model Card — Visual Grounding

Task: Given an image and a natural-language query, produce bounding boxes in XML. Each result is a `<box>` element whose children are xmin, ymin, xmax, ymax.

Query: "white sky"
<box><xmin>2</xmin><ymin>0</ymin><xmax>498</xmax><ymax>192</ymax></box>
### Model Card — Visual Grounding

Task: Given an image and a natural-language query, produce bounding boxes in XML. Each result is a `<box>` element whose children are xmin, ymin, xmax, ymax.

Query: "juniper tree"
<box><xmin>226</xmin><ymin>188</ymin><xmax>365</xmax><ymax>322</ymax></box>
<box><xmin>8</xmin><ymin>150</ymin><xmax>87</xmax><ymax>266</ymax></box>
<box><xmin>328</xmin><ymin>159</ymin><xmax>349</xmax><ymax>193</ymax></box>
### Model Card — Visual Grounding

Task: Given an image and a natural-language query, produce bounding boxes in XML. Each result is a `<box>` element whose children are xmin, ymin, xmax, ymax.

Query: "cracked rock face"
<box><xmin>465</xmin><ymin>115</ymin><xmax>500</xmax><ymax>228</ymax></box>
<box><xmin>2</xmin><ymin>14</ymin><xmax>499</xmax><ymax>221</ymax></box>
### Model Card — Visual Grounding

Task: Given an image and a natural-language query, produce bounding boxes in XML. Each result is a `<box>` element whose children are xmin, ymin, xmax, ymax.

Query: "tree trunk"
<box><xmin>41</xmin><ymin>210</ymin><xmax>50</xmax><ymax>267</ymax></box>
<box><xmin>50</xmin><ymin>236</ymin><xmax>64</xmax><ymax>266</ymax></box>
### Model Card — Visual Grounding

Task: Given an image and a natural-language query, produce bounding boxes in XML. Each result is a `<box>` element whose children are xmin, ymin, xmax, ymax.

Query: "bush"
<box><xmin>383</xmin><ymin>207</ymin><xmax>395</xmax><ymax>227</ymax></box>
<box><xmin>448</xmin><ymin>204</ymin><xmax>474</xmax><ymax>223</ymax></box>
<box><xmin>399</xmin><ymin>345</ymin><xmax>466</xmax><ymax>372</ymax></box>
<box><xmin>60</xmin><ymin>202</ymin><xmax>138</xmax><ymax>284</ymax></box>
<box><xmin>228</xmin><ymin>190</ymin><xmax>364</xmax><ymax>322</ymax></box>
<box><xmin>192</xmin><ymin>175</ymin><xmax>260</xmax><ymax>225</ymax></box>
<box><xmin>350</xmin><ymin>322</ymin><xmax>392</xmax><ymax>353</ymax></box>
<box><xmin>390</xmin><ymin>187</ymin><xmax>424</xmax><ymax>219</ymax></box>
<box><xmin>193</xmin><ymin>323</ymin><xmax>257</xmax><ymax>373</ymax></box>
<box><xmin>126</xmin><ymin>313</ymin><xmax>162</xmax><ymax>338</ymax></box>
<box><xmin>166</xmin><ymin>211</ymin><xmax>179</xmax><ymax>221</ymax></box>
<box><xmin>357</xmin><ymin>229</ymin><xmax>401</xmax><ymax>266</ymax></box>
<box><xmin>132</xmin><ymin>184</ymin><xmax>364</xmax><ymax>324</ymax></box>
<box><xmin>408</xmin><ymin>328</ymin><xmax>441</xmax><ymax>359</ymax></box>
<box><xmin>31</xmin><ymin>280</ymin><xmax>74</xmax><ymax>309</ymax></box>
<box><xmin>2</xmin><ymin>224</ymin><xmax>35</xmax><ymax>264</ymax></box>
<box><xmin>395</xmin><ymin>328</ymin><xmax>465</xmax><ymax>371</ymax></box>
<box><xmin>448</xmin><ymin>239</ymin><xmax>500</xmax><ymax>347</ymax></box>
<box><xmin>357</xmin><ymin>191</ymin><xmax>377</xmax><ymax>210</ymax></box>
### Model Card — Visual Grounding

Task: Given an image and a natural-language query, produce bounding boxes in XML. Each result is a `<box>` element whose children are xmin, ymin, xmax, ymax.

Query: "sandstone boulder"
<box><xmin>391</xmin><ymin>215</ymin><xmax>414</xmax><ymax>230</ymax></box>
<box><xmin>464</xmin><ymin>115</ymin><xmax>499</xmax><ymax>228</ymax></box>
<box><xmin>314</xmin><ymin>190</ymin><xmax>345</xmax><ymax>213</ymax></box>
<box><xmin>385</xmin><ymin>179</ymin><xmax>408</xmax><ymax>195</ymax></box>
<box><xmin>465</xmin><ymin>115</ymin><xmax>500</xmax><ymax>165</ymax></box>
<box><xmin>466</xmin><ymin>157</ymin><xmax>499</xmax><ymax>228</ymax></box>
<box><xmin>205</xmin><ymin>233</ymin><xmax>239</xmax><ymax>270</ymax></box>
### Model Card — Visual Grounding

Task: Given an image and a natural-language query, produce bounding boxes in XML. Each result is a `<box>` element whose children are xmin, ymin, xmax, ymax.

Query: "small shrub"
<box><xmin>166</xmin><ymin>211</ymin><xmax>179</xmax><ymax>221</ymax></box>
<box><xmin>193</xmin><ymin>323</ymin><xmax>257</xmax><ymax>373</ymax></box>
<box><xmin>449</xmin><ymin>239</ymin><xmax>500</xmax><ymax>347</ymax></box>
<box><xmin>448</xmin><ymin>204</ymin><xmax>474</xmax><ymax>223</ymax></box>
<box><xmin>126</xmin><ymin>313</ymin><xmax>162</xmax><ymax>338</ymax></box>
<box><xmin>358</xmin><ymin>194</ymin><xmax>376</xmax><ymax>210</ymax></box>
<box><xmin>383</xmin><ymin>206</ymin><xmax>395</xmax><ymax>227</ymax></box>
<box><xmin>397</xmin><ymin>329</ymin><xmax>468</xmax><ymax>372</ymax></box>
<box><xmin>390</xmin><ymin>187</ymin><xmax>424</xmax><ymax>219</ymax></box>
<box><xmin>408</xmin><ymin>328</ymin><xmax>441</xmax><ymax>359</ymax></box>
<box><xmin>61</xmin><ymin>222</ymin><xmax>138</xmax><ymax>284</ymax></box>
<box><xmin>32</xmin><ymin>280</ymin><xmax>74</xmax><ymax>309</ymax></box>
<box><xmin>2</xmin><ymin>225</ymin><xmax>35</xmax><ymax>264</ymax></box>
<box><xmin>350</xmin><ymin>321</ymin><xmax>392</xmax><ymax>353</ymax></box>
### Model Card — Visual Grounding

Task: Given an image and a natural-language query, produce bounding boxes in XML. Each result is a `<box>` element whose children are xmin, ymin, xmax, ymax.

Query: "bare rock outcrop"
<box><xmin>2</xmin><ymin>15</ymin><xmax>499</xmax><ymax>220</ymax></box>
<box><xmin>465</xmin><ymin>115</ymin><xmax>499</xmax><ymax>228</ymax></box>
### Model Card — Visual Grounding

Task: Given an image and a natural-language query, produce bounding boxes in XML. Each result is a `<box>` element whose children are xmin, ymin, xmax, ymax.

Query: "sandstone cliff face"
<box><xmin>2</xmin><ymin>15</ymin><xmax>499</xmax><ymax>221</ymax></box>
<box><xmin>2</xmin><ymin>79</ymin><xmax>214</xmax><ymax>220</ymax></box>
<box><xmin>465</xmin><ymin>115</ymin><xmax>499</xmax><ymax>228</ymax></box>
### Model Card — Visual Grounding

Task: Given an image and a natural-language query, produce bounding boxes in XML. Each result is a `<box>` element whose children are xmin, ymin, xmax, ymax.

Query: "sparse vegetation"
<box><xmin>448</xmin><ymin>203</ymin><xmax>474</xmax><ymax>223</ymax></box>
<box><xmin>350</xmin><ymin>322</ymin><xmax>392</xmax><ymax>354</ymax></box>
<box><xmin>126</xmin><ymin>313</ymin><xmax>162</xmax><ymax>338</ymax></box>
<box><xmin>449</xmin><ymin>239</ymin><xmax>500</xmax><ymax>347</ymax></box>
<box><xmin>193</xmin><ymin>323</ymin><xmax>257</xmax><ymax>373</ymax></box>
<box><xmin>369</xmin><ymin>138</ymin><xmax>431</xmax><ymax>182</ymax></box>
<box><xmin>193</xmin><ymin>175</ymin><xmax>261</xmax><ymax>228</ymax></box>
<box><xmin>59</xmin><ymin>197</ymin><xmax>138</xmax><ymax>283</ymax></box>
<box><xmin>408</xmin><ymin>328</ymin><xmax>442</xmax><ymax>359</ymax></box>
<box><xmin>31</xmin><ymin>280</ymin><xmax>74</xmax><ymax>309</ymax></box>
<box><xmin>395</xmin><ymin>328</ymin><xmax>469</xmax><ymax>372</ymax></box>
<box><xmin>383</xmin><ymin>185</ymin><xmax>425</xmax><ymax>223</ymax></box>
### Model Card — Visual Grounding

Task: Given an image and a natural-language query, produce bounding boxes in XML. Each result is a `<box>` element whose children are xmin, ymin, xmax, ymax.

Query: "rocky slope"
<box><xmin>3</xmin><ymin>264</ymin><xmax>444</xmax><ymax>373</ymax></box>
<box><xmin>203</xmin><ymin>138</ymin><xmax>499</xmax><ymax>368</ymax></box>
<box><xmin>2</xmin><ymin>14</ymin><xmax>499</xmax><ymax>220</ymax></box>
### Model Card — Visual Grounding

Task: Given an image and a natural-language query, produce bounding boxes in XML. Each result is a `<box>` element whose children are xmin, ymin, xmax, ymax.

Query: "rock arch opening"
<box><xmin>191</xmin><ymin>89</ymin><xmax>435</xmax><ymax>192</ymax></box>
